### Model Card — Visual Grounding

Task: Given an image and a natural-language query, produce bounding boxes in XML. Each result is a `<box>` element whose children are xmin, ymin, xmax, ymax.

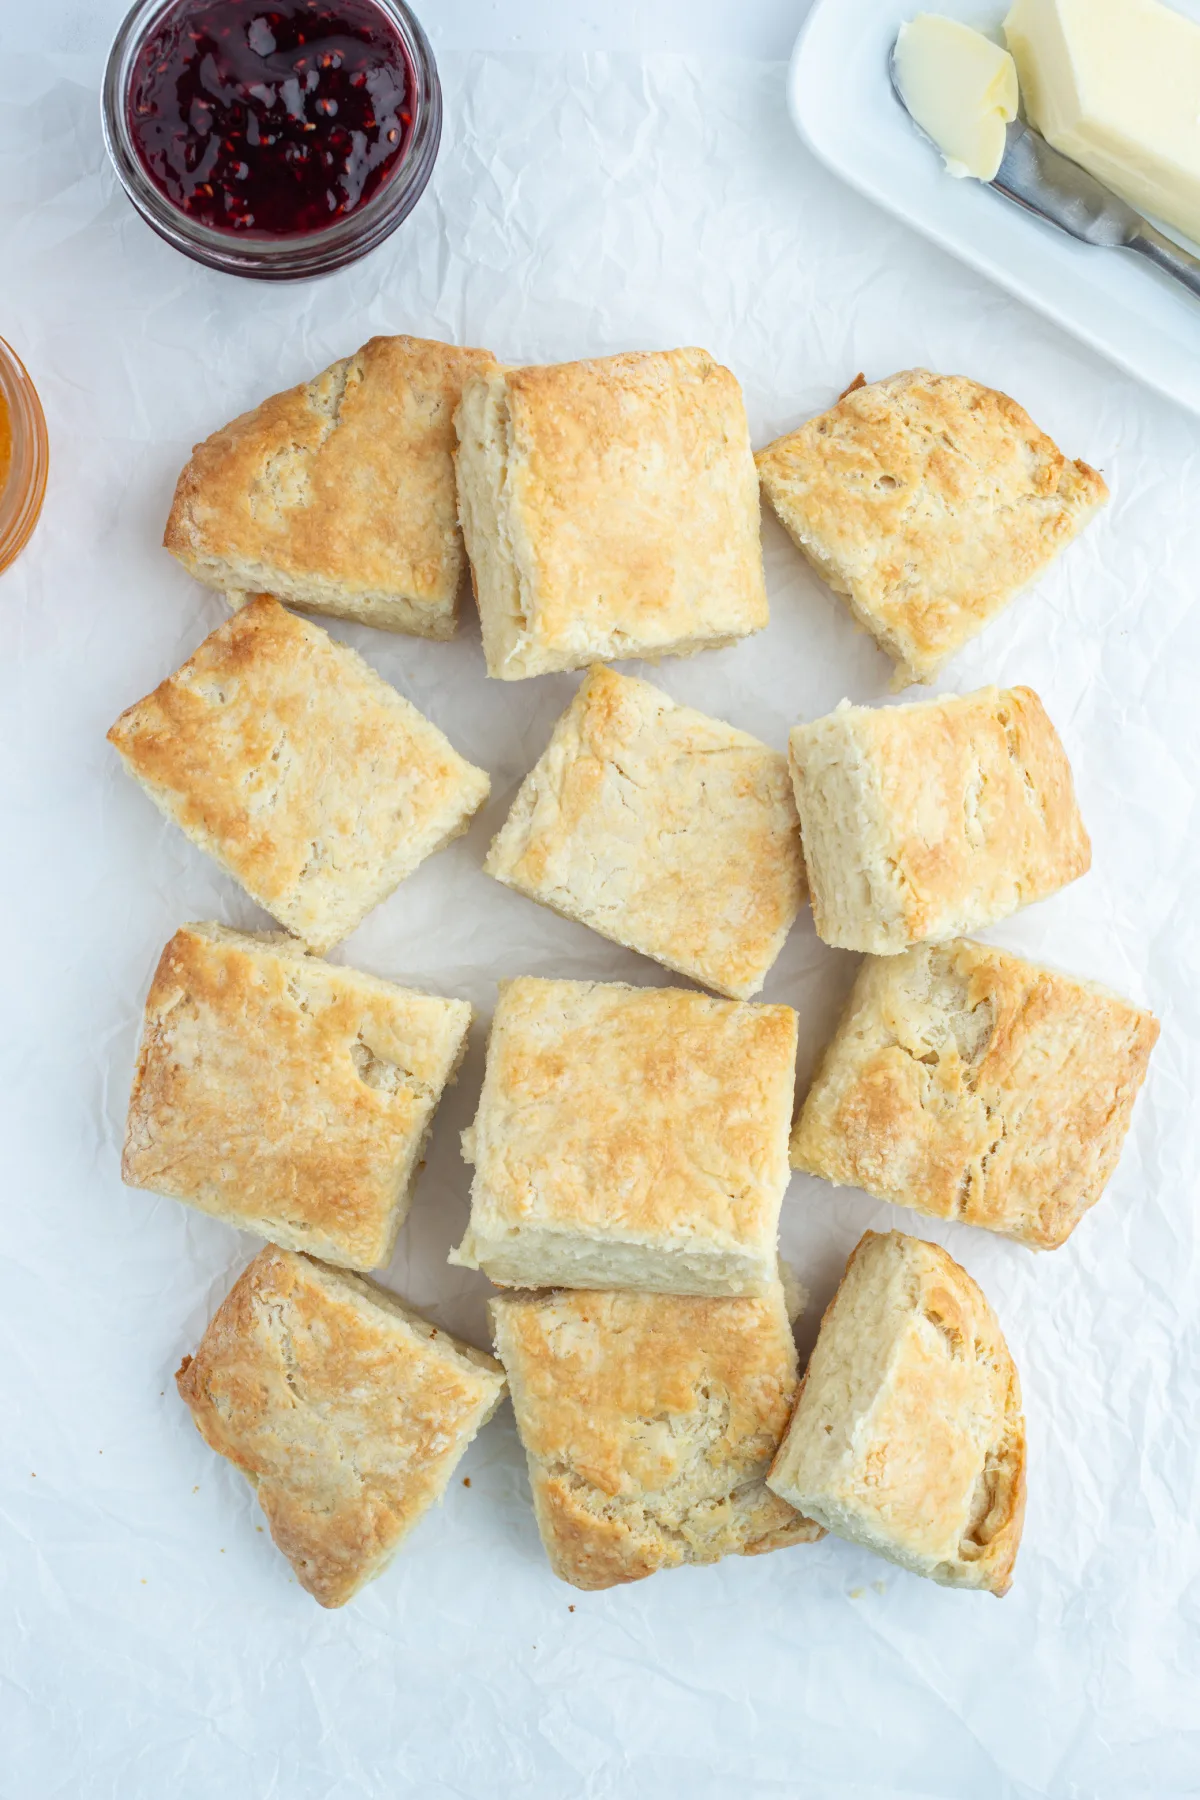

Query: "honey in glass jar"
<box><xmin>0</xmin><ymin>339</ymin><xmax>49</xmax><ymax>574</ymax></box>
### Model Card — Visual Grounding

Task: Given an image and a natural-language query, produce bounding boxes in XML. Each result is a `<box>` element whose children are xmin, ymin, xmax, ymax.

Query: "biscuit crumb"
<box><xmin>873</xmin><ymin>1580</ymin><xmax>887</xmax><ymax>1594</ymax></box>
<box><xmin>462</xmin><ymin>1477</ymin><xmax>471</xmax><ymax>1487</ymax></box>
<box><xmin>192</xmin><ymin>1485</ymin><xmax>199</xmax><ymax>1494</ymax></box>
<box><xmin>849</xmin><ymin>1586</ymin><xmax>865</xmax><ymax>1599</ymax></box>
<box><xmin>568</xmin><ymin>1605</ymin><xmax>576</xmax><ymax>1613</ymax></box>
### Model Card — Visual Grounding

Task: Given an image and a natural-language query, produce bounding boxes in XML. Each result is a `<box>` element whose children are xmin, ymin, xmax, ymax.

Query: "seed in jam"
<box><xmin>127</xmin><ymin>0</ymin><xmax>415</xmax><ymax>236</ymax></box>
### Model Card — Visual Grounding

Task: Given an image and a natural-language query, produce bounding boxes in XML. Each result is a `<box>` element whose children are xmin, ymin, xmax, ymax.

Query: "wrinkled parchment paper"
<box><xmin>2</xmin><ymin>45</ymin><xmax>1198</xmax><ymax>1800</ymax></box>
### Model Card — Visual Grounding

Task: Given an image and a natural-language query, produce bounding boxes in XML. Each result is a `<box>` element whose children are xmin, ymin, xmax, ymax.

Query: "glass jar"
<box><xmin>0</xmin><ymin>339</ymin><xmax>49</xmax><ymax>576</ymax></box>
<box><xmin>101</xmin><ymin>0</ymin><xmax>442</xmax><ymax>281</ymax></box>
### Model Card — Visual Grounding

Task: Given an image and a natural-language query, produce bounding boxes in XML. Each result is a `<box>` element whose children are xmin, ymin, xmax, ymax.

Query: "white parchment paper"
<box><xmin>2</xmin><ymin>46</ymin><xmax>1198</xmax><ymax>1800</ymax></box>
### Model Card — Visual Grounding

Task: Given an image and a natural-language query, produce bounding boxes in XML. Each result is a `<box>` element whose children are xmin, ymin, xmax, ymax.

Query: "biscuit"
<box><xmin>789</xmin><ymin>685</ymin><xmax>1090</xmax><ymax>954</ymax></box>
<box><xmin>177</xmin><ymin>1247</ymin><xmax>506</xmax><ymax>1606</ymax></box>
<box><xmin>756</xmin><ymin>369</ymin><xmax>1107</xmax><ymax>685</ymax></box>
<box><xmin>791</xmin><ymin>939</ymin><xmax>1158</xmax><ymax>1250</ymax></box>
<box><xmin>490</xmin><ymin>1283</ymin><xmax>822</xmax><ymax>1590</ymax></box>
<box><xmin>767</xmin><ymin>1230</ymin><xmax>1025</xmax><ymax>1595</ymax></box>
<box><xmin>107</xmin><ymin>596</ymin><xmax>490</xmax><ymax>953</ymax></box>
<box><xmin>123</xmin><ymin>924</ymin><xmax>472</xmax><ymax>1269</ymax></box>
<box><xmin>449</xmin><ymin>976</ymin><xmax>797</xmax><ymax>1295</ymax></box>
<box><xmin>484</xmin><ymin>666</ymin><xmax>806</xmax><ymax>999</ymax></box>
<box><xmin>454</xmin><ymin>348</ymin><xmax>768</xmax><ymax>679</ymax></box>
<box><xmin>165</xmin><ymin>335</ymin><xmax>499</xmax><ymax>638</ymax></box>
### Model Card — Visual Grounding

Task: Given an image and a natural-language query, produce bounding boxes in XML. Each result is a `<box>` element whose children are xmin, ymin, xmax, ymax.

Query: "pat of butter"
<box><xmin>893</xmin><ymin>14</ymin><xmax>1019</xmax><ymax>181</ymax></box>
<box><xmin>1005</xmin><ymin>0</ymin><xmax>1200</xmax><ymax>245</ymax></box>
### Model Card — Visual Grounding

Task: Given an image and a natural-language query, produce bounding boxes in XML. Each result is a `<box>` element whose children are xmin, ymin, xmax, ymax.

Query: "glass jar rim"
<box><xmin>101</xmin><ymin>0</ymin><xmax>442</xmax><ymax>281</ymax></box>
<box><xmin>0</xmin><ymin>338</ymin><xmax>49</xmax><ymax>576</ymax></box>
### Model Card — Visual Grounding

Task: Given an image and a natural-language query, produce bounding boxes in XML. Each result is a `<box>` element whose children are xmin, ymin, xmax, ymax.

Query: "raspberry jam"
<box><xmin>127</xmin><ymin>0</ymin><xmax>415</xmax><ymax>237</ymax></box>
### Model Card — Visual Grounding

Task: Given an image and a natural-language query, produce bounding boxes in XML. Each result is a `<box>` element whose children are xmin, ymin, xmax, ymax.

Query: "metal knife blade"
<box><xmin>889</xmin><ymin>41</ymin><xmax>1200</xmax><ymax>303</ymax></box>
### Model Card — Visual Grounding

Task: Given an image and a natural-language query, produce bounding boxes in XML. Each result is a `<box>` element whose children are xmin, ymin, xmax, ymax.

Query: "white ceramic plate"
<box><xmin>788</xmin><ymin>0</ymin><xmax>1200</xmax><ymax>416</ymax></box>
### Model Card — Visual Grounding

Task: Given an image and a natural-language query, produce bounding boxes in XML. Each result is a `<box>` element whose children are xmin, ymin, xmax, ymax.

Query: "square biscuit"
<box><xmin>177</xmin><ymin>1247</ymin><xmax>506</xmax><ymax>1607</ymax></box>
<box><xmin>490</xmin><ymin>1283</ymin><xmax>822</xmax><ymax>1590</ymax></box>
<box><xmin>789</xmin><ymin>685</ymin><xmax>1090</xmax><ymax>955</ymax></box>
<box><xmin>123</xmin><ymin>924</ymin><xmax>472</xmax><ymax>1269</ymax></box>
<box><xmin>454</xmin><ymin>348</ymin><xmax>768</xmax><ymax>679</ymax></box>
<box><xmin>756</xmin><ymin>369</ymin><xmax>1108</xmax><ymax>685</ymax></box>
<box><xmin>484</xmin><ymin>666</ymin><xmax>806</xmax><ymax>1000</ymax></box>
<box><xmin>165</xmin><ymin>335</ymin><xmax>499</xmax><ymax>638</ymax></box>
<box><xmin>449</xmin><ymin>976</ymin><xmax>797</xmax><ymax>1296</ymax></box>
<box><xmin>107</xmin><ymin>596</ymin><xmax>490</xmax><ymax>953</ymax></box>
<box><xmin>767</xmin><ymin>1230</ymin><xmax>1025</xmax><ymax>1596</ymax></box>
<box><xmin>791</xmin><ymin>939</ymin><xmax>1158</xmax><ymax>1251</ymax></box>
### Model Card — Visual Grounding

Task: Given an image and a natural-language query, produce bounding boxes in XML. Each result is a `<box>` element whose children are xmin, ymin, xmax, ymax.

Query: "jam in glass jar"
<box><xmin>102</xmin><ymin>0</ymin><xmax>441</xmax><ymax>279</ymax></box>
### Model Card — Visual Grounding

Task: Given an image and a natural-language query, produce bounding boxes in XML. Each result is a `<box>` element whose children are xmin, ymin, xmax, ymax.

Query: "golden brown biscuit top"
<box><xmin>791</xmin><ymin>685</ymin><xmax>1091</xmax><ymax>949</ymax></box>
<box><xmin>123</xmin><ymin>925</ymin><xmax>471</xmax><ymax>1267</ymax></box>
<box><xmin>500</xmin><ymin>347</ymin><xmax>767</xmax><ymax>645</ymax></box>
<box><xmin>468</xmin><ymin>976</ymin><xmax>797</xmax><ymax>1252</ymax></box>
<box><xmin>756</xmin><ymin>369</ymin><xmax>1108</xmax><ymax>679</ymax></box>
<box><xmin>862</xmin><ymin>685</ymin><xmax>1089</xmax><ymax>931</ymax></box>
<box><xmin>485</xmin><ymin>665</ymin><xmax>805</xmax><ymax>999</ymax></box>
<box><xmin>177</xmin><ymin>1247</ymin><xmax>504</xmax><ymax>1608</ymax></box>
<box><xmin>165</xmin><ymin>335</ymin><xmax>498</xmax><ymax>605</ymax></box>
<box><xmin>492</xmin><ymin>1286</ymin><xmax>800</xmax><ymax>1495</ymax></box>
<box><xmin>792</xmin><ymin>940</ymin><xmax>1158</xmax><ymax>1250</ymax></box>
<box><xmin>107</xmin><ymin>596</ymin><xmax>487</xmax><ymax>950</ymax></box>
<box><xmin>490</xmin><ymin>1285</ymin><xmax>818</xmax><ymax>1588</ymax></box>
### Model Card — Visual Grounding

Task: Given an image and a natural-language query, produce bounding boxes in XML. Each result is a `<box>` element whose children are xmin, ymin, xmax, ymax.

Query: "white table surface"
<box><xmin>10</xmin><ymin>0</ymin><xmax>809</xmax><ymax>54</ymax></box>
<box><xmin>3</xmin><ymin>4</ymin><xmax>1199</xmax><ymax>1798</ymax></box>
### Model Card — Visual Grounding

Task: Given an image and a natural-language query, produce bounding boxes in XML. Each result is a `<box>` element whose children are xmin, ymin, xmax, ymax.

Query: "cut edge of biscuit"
<box><xmin>766</xmin><ymin>1229</ymin><xmax>1025</xmax><ymax>1596</ymax></box>
<box><xmin>219</xmin><ymin>581</ymin><xmax>461</xmax><ymax>640</ymax></box>
<box><xmin>454</xmin><ymin>371</ymin><xmax>534</xmax><ymax>679</ymax></box>
<box><xmin>449</xmin><ymin>1216</ymin><xmax>778</xmax><ymax>1298</ymax></box>
<box><xmin>787</xmin><ymin>706</ymin><xmax>910</xmax><ymax>955</ymax></box>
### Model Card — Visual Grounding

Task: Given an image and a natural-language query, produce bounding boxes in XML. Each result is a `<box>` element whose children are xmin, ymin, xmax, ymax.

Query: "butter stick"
<box><xmin>1006</xmin><ymin>0</ymin><xmax>1200</xmax><ymax>246</ymax></box>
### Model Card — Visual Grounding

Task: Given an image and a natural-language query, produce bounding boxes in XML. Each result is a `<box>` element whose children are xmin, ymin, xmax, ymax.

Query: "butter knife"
<box><xmin>889</xmin><ymin>47</ymin><xmax>1200</xmax><ymax>305</ymax></box>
